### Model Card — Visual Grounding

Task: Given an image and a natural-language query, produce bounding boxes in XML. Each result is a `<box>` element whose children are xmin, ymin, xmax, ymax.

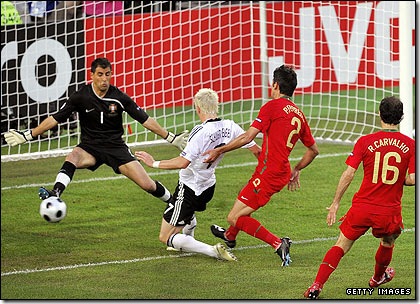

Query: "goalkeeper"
<box><xmin>4</xmin><ymin>57</ymin><xmax>188</xmax><ymax>204</ymax></box>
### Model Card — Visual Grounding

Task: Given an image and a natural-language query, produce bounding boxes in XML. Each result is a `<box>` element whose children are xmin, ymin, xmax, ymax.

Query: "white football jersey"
<box><xmin>179</xmin><ymin>118</ymin><xmax>256</xmax><ymax>195</ymax></box>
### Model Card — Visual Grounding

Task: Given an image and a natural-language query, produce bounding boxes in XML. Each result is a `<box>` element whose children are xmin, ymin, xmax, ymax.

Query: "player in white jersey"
<box><xmin>135</xmin><ymin>88</ymin><xmax>260</xmax><ymax>261</ymax></box>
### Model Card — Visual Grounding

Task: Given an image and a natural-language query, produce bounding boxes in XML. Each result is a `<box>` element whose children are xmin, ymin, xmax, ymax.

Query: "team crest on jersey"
<box><xmin>108</xmin><ymin>103</ymin><xmax>118</xmax><ymax>117</ymax></box>
<box><xmin>109</xmin><ymin>104</ymin><xmax>117</xmax><ymax>113</ymax></box>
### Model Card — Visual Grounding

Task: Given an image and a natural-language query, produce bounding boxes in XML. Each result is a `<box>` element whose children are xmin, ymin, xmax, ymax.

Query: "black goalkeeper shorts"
<box><xmin>77</xmin><ymin>142</ymin><xmax>136</xmax><ymax>174</ymax></box>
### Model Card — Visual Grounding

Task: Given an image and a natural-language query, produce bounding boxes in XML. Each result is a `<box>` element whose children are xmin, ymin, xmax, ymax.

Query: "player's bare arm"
<box><xmin>248</xmin><ymin>144</ymin><xmax>261</xmax><ymax>159</ymax></box>
<box><xmin>404</xmin><ymin>173</ymin><xmax>415</xmax><ymax>186</ymax></box>
<box><xmin>293</xmin><ymin>143</ymin><xmax>320</xmax><ymax>171</ymax></box>
<box><xmin>288</xmin><ymin>143</ymin><xmax>319</xmax><ymax>191</ymax></box>
<box><xmin>203</xmin><ymin>126</ymin><xmax>259</xmax><ymax>163</ymax></box>
<box><xmin>31</xmin><ymin>116</ymin><xmax>59</xmax><ymax>137</ymax></box>
<box><xmin>135</xmin><ymin>151</ymin><xmax>190</xmax><ymax>170</ymax></box>
<box><xmin>141</xmin><ymin>117</ymin><xmax>170</xmax><ymax>139</ymax></box>
<box><xmin>326</xmin><ymin>165</ymin><xmax>356</xmax><ymax>226</ymax></box>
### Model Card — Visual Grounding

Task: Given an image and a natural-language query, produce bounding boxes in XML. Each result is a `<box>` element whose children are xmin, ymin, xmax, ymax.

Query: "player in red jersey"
<box><xmin>304</xmin><ymin>96</ymin><xmax>415</xmax><ymax>299</ymax></box>
<box><xmin>203</xmin><ymin>65</ymin><xmax>319</xmax><ymax>266</ymax></box>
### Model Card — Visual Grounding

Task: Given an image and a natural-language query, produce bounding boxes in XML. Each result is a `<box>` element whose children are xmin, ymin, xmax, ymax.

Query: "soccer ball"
<box><xmin>39</xmin><ymin>197</ymin><xmax>67</xmax><ymax>223</ymax></box>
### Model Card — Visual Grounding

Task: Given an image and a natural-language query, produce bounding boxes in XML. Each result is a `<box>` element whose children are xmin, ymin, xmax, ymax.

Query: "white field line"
<box><xmin>1</xmin><ymin>152</ymin><xmax>349</xmax><ymax>191</ymax></box>
<box><xmin>1</xmin><ymin>228</ymin><xmax>415</xmax><ymax>277</ymax></box>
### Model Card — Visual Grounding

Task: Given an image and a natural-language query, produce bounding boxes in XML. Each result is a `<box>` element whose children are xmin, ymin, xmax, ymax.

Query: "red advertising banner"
<box><xmin>84</xmin><ymin>1</ymin><xmax>414</xmax><ymax>108</ymax></box>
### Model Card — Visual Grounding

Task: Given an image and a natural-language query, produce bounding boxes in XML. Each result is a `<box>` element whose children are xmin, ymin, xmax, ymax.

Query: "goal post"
<box><xmin>399</xmin><ymin>0</ymin><xmax>414</xmax><ymax>138</ymax></box>
<box><xmin>1</xmin><ymin>1</ymin><xmax>415</xmax><ymax>162</ymax></box>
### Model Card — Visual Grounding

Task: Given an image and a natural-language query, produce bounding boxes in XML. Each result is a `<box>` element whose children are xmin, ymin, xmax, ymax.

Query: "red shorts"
<box><xmin>237</xmin><ymin>172</ymin><xmax>287</xmax><ymax>210</ymax></box>
<box><xmin>339</xmin><ymin>206</ymin><xmax>404</xmax><ymax>240</ymax></box>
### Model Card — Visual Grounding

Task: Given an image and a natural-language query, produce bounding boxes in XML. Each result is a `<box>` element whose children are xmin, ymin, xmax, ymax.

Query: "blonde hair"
<box><xmin>193</xmin><ymin>88</ymin><xmax>219</xmax><ymax>114</ymax></box>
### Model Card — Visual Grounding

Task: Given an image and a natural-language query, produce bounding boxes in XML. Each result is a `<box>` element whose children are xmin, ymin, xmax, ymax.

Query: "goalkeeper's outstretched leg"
<box><xmin>3</xmin><ymin>58</ymin><xmax>189</xmax><ymax>214</ymax></box>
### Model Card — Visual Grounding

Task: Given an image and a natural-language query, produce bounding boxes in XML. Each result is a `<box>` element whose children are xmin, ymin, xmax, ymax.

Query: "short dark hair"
<box><xmin>272</xmin><ymin>65</ymin><xmax>297</xmax><ymax>97</ymax></box>
<box><xmin>91</xmin><ymin>58</ymin><xmax>111</xmax><ymax>73</ymax></box>
<box><xmin>379</xmin><ymin>96</ymin><xmax>404</xmax><ymax>125</ymax></box>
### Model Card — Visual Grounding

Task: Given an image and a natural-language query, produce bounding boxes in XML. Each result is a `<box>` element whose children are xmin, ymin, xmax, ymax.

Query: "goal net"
<box><xmin>1</xmin><ymin>1</ymin><xmax>415</xmax><ymax>162</ymax></box>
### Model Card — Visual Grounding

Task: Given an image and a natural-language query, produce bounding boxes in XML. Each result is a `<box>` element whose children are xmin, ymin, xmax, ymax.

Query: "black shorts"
<box><xmin>163</xmin><ymin>181</ymin><xmax>215</xmax><ymax>227</ymax></box>
<box><xmin>77</xmin><ymin>142</ymin><xmax>136</xmax><ymax>174</ymax></box>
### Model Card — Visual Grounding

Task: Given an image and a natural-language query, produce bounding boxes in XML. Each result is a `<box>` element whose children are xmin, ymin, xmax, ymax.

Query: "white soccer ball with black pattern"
<box><xmin>39</xmin><ymin>197</ymin><xmax>67</xmax><ymax>223</ymax></box>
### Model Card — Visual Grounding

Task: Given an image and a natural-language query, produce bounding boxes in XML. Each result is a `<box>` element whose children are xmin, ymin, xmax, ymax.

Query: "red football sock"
<box><xmin>235</xmin><ymin>216</ymin><xmax>281</xmax><ymax>249</ymax></box>
<box><xmin>225</xmin><ymin>226</ymin><xmax>240</xmax><ymax>241</ymax></box>
<box><xmin>314</xmin><ymin>246</ymin><xmax>345</xmax><ymax>286</ymax></box>
<box><xmin>373</xmin><ymin>244</ymin><xmax>394</xmax><ymax>281</ymax></box>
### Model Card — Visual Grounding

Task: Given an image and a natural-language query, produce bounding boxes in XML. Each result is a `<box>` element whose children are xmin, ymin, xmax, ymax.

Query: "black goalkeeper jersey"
<box><xmin>53</xmin><ymin>84</ymin><xmax>149</xmax><ymax>146</ymax></box>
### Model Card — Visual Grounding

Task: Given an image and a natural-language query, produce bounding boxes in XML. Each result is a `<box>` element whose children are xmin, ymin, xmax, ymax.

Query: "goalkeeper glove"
<box><xmin>165</xmin><ymin>130</ymin><xmax>189</xmax><ymax>150</ymax></box>
<box><xmin>4</xmin><ymin>129</ymin><xmax>33</xmax><ymax>146</ymax></box>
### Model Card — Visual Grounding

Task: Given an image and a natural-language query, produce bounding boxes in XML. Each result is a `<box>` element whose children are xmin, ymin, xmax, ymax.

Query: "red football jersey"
<box><xmin>346</xmin><ymin>130</ymin><xmax>415</xmax><ymax>215</ymax></box>
<box><xmin>251</xmin><ymin>97</ymin><xmax>315</xmax><ymax>181</ymax></box>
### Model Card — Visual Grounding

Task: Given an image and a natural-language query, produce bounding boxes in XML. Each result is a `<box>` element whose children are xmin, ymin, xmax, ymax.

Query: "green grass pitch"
<box><xmin>1</xmin><ymin>141</ymin><xmax>415</xmax><ymax>299</ymax></box>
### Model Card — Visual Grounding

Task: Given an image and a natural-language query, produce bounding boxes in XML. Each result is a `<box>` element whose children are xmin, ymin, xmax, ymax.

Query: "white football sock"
<box><xmin>55</xmin><ymin>172</ymin><xmax>71</xmax><ymax>187</ymax></box>
<box><xmin>182</xmin><ymin>214</ymin><xmax>197</xmax><ymax>237</ymax></box>
<box><xmin>170</xmin><ymin>233</ymin><xmax>217</xmax><ymax>258</ymax></box>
